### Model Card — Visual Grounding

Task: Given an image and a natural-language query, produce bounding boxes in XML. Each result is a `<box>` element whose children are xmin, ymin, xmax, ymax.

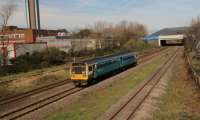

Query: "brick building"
<box><xmin>0</xmin><ymin>26</ymin><xmax>67</xmax><ymax>43</ymax></box>
<box><xmin>0</xmin><ymin>26</ymin><xmax>66</xmax><ymax>65</ymax></box>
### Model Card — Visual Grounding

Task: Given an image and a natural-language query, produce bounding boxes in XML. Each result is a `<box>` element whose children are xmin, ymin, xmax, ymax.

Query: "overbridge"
<box><xmin>144</xmin><ymin>27</ymin><xmax>187</xmax><ymax>46</ymax></box>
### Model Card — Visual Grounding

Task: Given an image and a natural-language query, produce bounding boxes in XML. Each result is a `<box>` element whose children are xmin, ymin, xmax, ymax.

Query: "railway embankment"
<box><xmin>150</xmin><ymin>49</ymin><xmax>200</xmax><ymax>120</ymax></box>
<box><xmin>0</xmin><ymin>47</ymin><xmax>173</xmax><ymax>120</ymax></box>
<box><xmin>185</xmin><ymin>52</ymin><xmax>200</xmax><ymax>89</ymax></box>
<box><xmin>41</xmin><ymin>48</ymin><xmax>175</xmax><ymax>120</ymax></box>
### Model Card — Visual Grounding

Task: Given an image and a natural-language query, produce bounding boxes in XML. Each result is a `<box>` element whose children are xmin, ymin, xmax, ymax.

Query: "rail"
<box><xmin>98</xmin><ymin>47</ymin><xmax>178</xmax><ymax>120</ymax></box>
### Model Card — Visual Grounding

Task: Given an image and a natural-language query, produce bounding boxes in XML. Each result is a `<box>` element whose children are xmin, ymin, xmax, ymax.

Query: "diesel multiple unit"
<box><xmin>70</xmin><ymin>53</ymin><xmax>137</xmax><ymax>86</ymax></box>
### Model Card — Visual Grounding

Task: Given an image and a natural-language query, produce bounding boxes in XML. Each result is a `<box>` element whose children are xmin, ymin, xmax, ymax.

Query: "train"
<box><xmin>70</xmin><ymin>53</ymin><xmax>138</xmax><ymax>86</ymax></box>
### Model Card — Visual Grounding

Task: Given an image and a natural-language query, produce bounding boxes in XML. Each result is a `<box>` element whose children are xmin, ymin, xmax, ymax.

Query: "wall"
<box><xmin>0</xmin><ymin>29</ymin><xmax>35</xmax><ymax>43</ymax></box>
<box><xmin>15</xmin><ymin>43</ymin><xmax>47</xmax><ymax>57</ymax></box>
<box><xmin>6</xmin><ymin>43</ymin><xmax>47</xmax><ymax>65</ymax></box>
<box><xmin>37</xmin><ymin>37</ymin><xmax>97</xmax><ymax>52</ymax></box>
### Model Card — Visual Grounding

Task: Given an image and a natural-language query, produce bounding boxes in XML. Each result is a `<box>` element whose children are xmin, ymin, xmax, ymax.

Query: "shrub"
<box><xmin>122</xmin><ymin>39</ymin><xmax>156</xmax><ymax>52</ymax></box>
<box><xmin>0</xmin><ymin>47</ymin><xmax>67</xmax><ymax>76</ymax></box>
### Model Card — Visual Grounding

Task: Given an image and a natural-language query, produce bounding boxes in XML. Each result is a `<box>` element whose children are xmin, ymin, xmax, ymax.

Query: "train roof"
<box><xmin>83</xmin><ymin>52</ymin><xmax>136</xmax><ymax>65</ymax></box>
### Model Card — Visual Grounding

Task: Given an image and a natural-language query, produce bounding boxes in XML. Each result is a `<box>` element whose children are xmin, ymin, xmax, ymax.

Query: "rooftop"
<box><xmin>145</xmin><ymin>27</ymin><xmax>188</xmax><ymax>41</ymax></box>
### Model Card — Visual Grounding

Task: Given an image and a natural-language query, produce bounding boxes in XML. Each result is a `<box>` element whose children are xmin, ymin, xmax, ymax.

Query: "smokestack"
<box><xmin>35</xmin><ymin>0</ymin><xmax>41</xmax><ymax>30</ymax></box>
<box><xmin>27</xmin><ymin>0</ymin><xmax>40</xmax><ymax>30</ymax></box>
<box><xmin>27</xmin><ymin>0</ymin><xmax>37</xmax><ymax>29</ymax></box>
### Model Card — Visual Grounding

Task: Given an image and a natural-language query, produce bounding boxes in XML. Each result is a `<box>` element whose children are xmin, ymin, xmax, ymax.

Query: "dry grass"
<box><xmin>0</xmin><ymin>65</ymin><xmax>69</xmax><ymax>98</ymax></box>
<box><xmin>153</xmin><ymin>55</ymin><xmax>200</xmax><ymax>120</ymax></box>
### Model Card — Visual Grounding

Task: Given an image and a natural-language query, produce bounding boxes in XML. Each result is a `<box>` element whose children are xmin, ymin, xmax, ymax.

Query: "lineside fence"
<box><xmin>185</xmin><ymin>54</ymin><xmax>200</xmax><ymax>88</ymax></box>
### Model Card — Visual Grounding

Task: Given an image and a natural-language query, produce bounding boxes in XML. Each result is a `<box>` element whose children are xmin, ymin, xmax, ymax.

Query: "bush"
<box><xmin>0</xmin><ymin>47</ymin><xmax>67</xmax><ymax>76</ymax></box>
<box><xmin>42</xmin><ymin>47</ymin><xmax>67</xmax><ymax>64</ymax></box>
<box><xmin>122</xmin><ymin>39</ymin><xmax>156</xmax><ymax>52</ymax></box>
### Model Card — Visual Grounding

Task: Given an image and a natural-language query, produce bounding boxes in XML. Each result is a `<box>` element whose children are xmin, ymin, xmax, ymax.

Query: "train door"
<box><xmin>120</xmin><ymin>57</ymin><xmax>123</xmax><ymax>67</ymax></box>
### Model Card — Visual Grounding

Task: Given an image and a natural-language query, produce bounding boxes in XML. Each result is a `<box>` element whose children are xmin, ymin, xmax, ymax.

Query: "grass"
<box><xmin>0</xmin><ymin>67</ymin><xmax>69</xmax><ymax>98</ymax></box>
<box><xmin>187</xmin><ymin>51</ymin><xmax>200</xmax><ymax>74</ymax></box>
<box><xmin>0</xmin><ymin>64</ymin><xmax>68</xmax><ymax>82</ymax></box>
<box><xmin>153</xmin><ymin>55</ymin><xmax>200</xmax><ymax>120</ymax></box>
<box><xmin>46</xmin><ymin>54</ymin><xmax>169</xmax><ymax>120</ymax></box>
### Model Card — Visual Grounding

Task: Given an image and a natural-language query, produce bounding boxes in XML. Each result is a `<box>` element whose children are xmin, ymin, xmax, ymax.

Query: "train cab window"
<box><xmin>72</xmin><ymin>63</ymin><xmax>86</xmax><ymax>74</ymax></box>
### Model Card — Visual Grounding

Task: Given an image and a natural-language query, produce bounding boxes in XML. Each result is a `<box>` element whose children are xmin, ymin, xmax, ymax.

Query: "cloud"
<box><xmin>4</xmin><ymin>0</ymin><xmax>200</xmax><ymax>32</ymax></box>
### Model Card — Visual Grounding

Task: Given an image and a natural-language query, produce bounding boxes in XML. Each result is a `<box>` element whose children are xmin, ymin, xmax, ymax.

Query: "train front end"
<box><xmin>70</xmin><ymin>63</ymin><xmax>89</xmax><ymax>86</ymax></box>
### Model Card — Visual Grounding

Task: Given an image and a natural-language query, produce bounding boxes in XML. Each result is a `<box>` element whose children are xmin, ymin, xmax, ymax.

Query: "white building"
<box><xmin>144</xmin><ymin>27</ymin><xmax>187</xmax><ymax>46</ymax></box>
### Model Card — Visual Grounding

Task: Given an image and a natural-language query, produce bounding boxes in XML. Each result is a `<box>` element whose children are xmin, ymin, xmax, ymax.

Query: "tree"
<box><xmin>87</xmin><ymin>20</ymin><xmax>148</xmax><ymax>49</ymax></box>
<box><xmin>186</xmin><ymin>16</ymin><xmax>200</xmax><ymax>52</ymax></box>
<box><xmin>0</xmin><ymin>0</ymin><xmax>17</xmax><ymax>65</ymax></box>
<box><xmin>0</xmin><ymin>0</ymin><xmax>16</xmax><ymax>29</ymax></box>
<box><xmin>77</xmin><ymin>29</ymin><xmax>92</xmax><ymax>38</ymax></box>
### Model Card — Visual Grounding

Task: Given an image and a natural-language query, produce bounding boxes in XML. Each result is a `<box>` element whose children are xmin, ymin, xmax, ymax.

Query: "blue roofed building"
<box><xmin>144</xmin><ymin>27</ymin><xmax>188</xmax><ymax>46</ymax></box>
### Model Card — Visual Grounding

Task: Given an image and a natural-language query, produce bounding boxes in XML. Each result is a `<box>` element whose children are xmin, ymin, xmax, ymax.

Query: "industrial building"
<box><xmin>37</xmin><ymin>37</ymin><xmax>116</xmax><ymax>53</ymax></box>
<box><xmin>0</xmin><ymin>26</ymin><xmax>68</xmax><ymax>65</ymax></box>
<box><xmin>144</xmin><ymin>27</ymin><xmax>188</xmax><ymax>46</ymax></box>
<box><xmin>37</xmin><ymin>36</ymin><xmax>97</xmax><ymax>53</ymax></box>
<box><xmin>6</xmin><ymin>42</ymin><xmax>47</xmax><ymax>65</ymax></box>
<box><xmin>0</xmin><ymin>26</ymin><xmax>67</xmax><ymax>43</ymax></box>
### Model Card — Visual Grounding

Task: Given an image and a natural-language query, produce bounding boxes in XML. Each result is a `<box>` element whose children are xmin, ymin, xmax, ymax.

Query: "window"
<box><xmin>97</xmin><ymin>60</ymin><xmax>115</xmax><ymax>69</ymax></box>
<box><xmin>72</xmin><ymin>66</ymin><xmax>86</xmax><ymax>74</ymax></box>
<box><xmin>123</xmin><ymin>55</ymin><xmax>134</xmax><ymax>60</ymax></box>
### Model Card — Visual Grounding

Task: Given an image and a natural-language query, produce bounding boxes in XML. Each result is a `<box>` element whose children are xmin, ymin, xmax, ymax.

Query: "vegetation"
<box><xmin>0</xmin><ymin>0</ymin><xmax>16</xmax><ymax>29</ymax></box>
<box><xmin>72</xmin><ymin>21</ymin><xmax>147</xmax><ymax>47</ymax></box>
<box><xmin>46</xmin><ymin>55</ymin><xmax>168</xmax><ymax>120</ymax></box>
<box><xmin>185</xmin><ymin>16</ymin><xmax>200</xmax><ymax>52</ymax></box>
<box><xmin>185</xmin><ymin>16</ymin><xmax>200</xmax><ymax>73</ymax></box>
<box><xmin>0</xmin><ymin>47</ymin><xmax>67</xmax><ymax>76</ymax></box>
<box><xmin>122</xmin><ymin>39</ymin><xmax>156</xmax><ymax>52</ymax></box>
<box><xmin>153</xmin><ymin>54</ymin><xmax>200</xmax><ymax>120</ymax></box>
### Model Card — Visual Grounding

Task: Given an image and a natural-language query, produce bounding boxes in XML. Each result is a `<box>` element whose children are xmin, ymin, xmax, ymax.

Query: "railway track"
<box><xmin>0</xmin><ymin>47</ymin><xmax>170</xmax><ymax>104</ymax></box>
<box><xmin>0</xmin><ymin>47</ymin><xmax>172</xmax><ymax>120</ymax></box>
<box><xmin>0</xmin><ymin>67</ymin><xmax>66</xmax><ymax>85</ymax></box>
<box><xmin>0</xmin><ymin>86</ymin><xmax>83</xmax><ymax>120</ymax></box>
<box><xmin>99</xmin><ymin>48</ymin><xmax>178</xmax><ymax>120</ymax></box>
<box><xmin>0</xmin><ymin>80</ymin><xmax>70</xmax><ymax>105</ymax></box>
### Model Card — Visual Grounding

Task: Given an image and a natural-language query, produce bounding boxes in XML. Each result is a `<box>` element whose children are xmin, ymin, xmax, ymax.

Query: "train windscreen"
<box><xmin>72</xmin><ymin>63</ymin><xmax>86</xmax><ymax>74</ymax></box>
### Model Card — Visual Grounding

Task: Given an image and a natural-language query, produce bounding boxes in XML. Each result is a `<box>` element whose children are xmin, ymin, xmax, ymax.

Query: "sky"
<box><xmin>1</xmin><ymin>0</ymin><xmax>200</xmax><ymax>33</ymax></box>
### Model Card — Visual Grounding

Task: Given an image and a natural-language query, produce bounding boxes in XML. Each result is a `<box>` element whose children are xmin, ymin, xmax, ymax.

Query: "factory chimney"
<box><xmin>27</xmin><ymin>0</ymin><xmax>40</xmax><ymax>30</ymax></box>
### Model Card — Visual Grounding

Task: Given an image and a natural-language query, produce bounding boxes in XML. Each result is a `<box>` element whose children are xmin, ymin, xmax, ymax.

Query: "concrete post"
<box><xmin>158</xmin><ymin>38</ymin><xmax>161</xmax><ymax>47</ymax></box>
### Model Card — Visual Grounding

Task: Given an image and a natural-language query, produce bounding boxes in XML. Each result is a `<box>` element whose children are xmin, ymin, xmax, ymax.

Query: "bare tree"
<box><xmin>91</xmin><ymin>21</ymin><xmax>109</xmax><ymax>48</ymax></box>
<box><xmin>186</xmin><ymin>16</ymin><xmax>200</xmax><ymax>52</ymax></box>
<box><xmin>0</xmin><ymin>0</ymin><xmax>16</xmax><ymax>30</ymax></box>
<box><xmin>0</xmin><ymin>0</ymin><xmax>16</xmax><ymax>65</ymax></box>
<box><xmin>83</xmin><ymin>20</ymin><xmax>147</xmax><ymax>49</ymax></box>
